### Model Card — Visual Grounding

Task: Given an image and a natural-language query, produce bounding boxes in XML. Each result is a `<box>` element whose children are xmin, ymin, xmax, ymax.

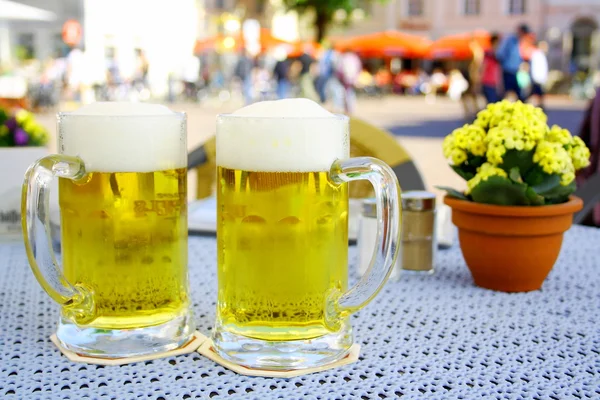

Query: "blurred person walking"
<box><xmin>133</xmin><ymin>49</ymin><xmax>150</xmax><ymax>90</ymax></box>
<box><xmin>481</xmin><ymin>33</ymin><xmax>502</xmax><ymax>104</ymax></box>
<box><xmin>529</xmin><ymin>41</ymin><xmax>549</xmax><ymax>109</ymax></box>
<box><xmin>65</xmin><ymin>46</ymin><xmax>85</xmax><ymax>103</ymax></box>
<box><xmin>273</xmin><ymin>49</ymin><xmax>291</xmax><ymax>99</ymax></box>
<box><xmin>496</xmin><ymin>24</ymin><xmax>529</xmax><ymax>101</ymax></box>
<box><xmin>315</xmin><ymin>43</ymin><xmax>336</xmax><ymax>103</ymax></box>
<box><xmin>182</xmin><ymin>54</ymin><xmax>200</xmax><ymax>102</ymax></box>
<box><xmin>577</xmin><ymin>87</ymin><xmax>600</xmax><ymax>227</ymax></box>
<box><xmin>235</xmin><ymin>50</ymin><xmax>254</xmax><ymax>105</ymax></box>
<box><xmin>336</xmin><ymin>49</ymin><xmax>362</xmax><ymax>114</ymax></box>
<box><xmin>459</xmin><ymin>39</ymin><xmax>484</xmax><ymax>119</ymax></box>
<box><xmin>299</xmin><ymin>62</ymin><xmax>320</xmax><ymax>102</ymax></box>
<box><xmin>516</xmin><ymin>62</ymin><xmax>532</xmax><ymax>98</ymax></box>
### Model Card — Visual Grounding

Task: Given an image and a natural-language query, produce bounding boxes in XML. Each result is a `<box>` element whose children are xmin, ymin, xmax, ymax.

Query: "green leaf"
<box><xmin>435</xmin><ymin>186</ymin><xmax>469</xmax><ymax>200</ymax></box>
<box><xmin>509</xmin><ymin>167</ymin><xmax>523</xmax><ymax>183</ymax></box>
<box><xmin>500</xmin><ymin>149</ymin><xmax>535</xmax><ymax>177</ymax></box>
<box><xmin>542</xmin><ymin>180</ymin><xmax>576</xmax><ymax>204</ymax></box>
<box><xmin>468</xmin><ymin>155</ymin><xmax>486</xmax><ymax>169</ymax></box>
<box><xmin>451</xmin><ymin>165</ymin><xmax>475</xmax><ymax>181</ymax></box>
<box><xmin>469</xmin><ymin>176</ymin><xmax>530</xmax><ymax>205</ymax></box>
<box><xmin>530</xmin><ymin>174</ymin><xmax>561</xmax><ymax>196</ymax></box>
<box><xmin>523</xmin><ymin>164</ymin><xmax>546</xmax><ymax>187</ymax></box>
<box><xmin>525</xmin><ymin>187</ymin><xmax>545</xmax><ymax>205</ymax></box>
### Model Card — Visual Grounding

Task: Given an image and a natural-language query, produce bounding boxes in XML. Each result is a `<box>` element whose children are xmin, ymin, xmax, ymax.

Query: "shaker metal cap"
<box><xmin>401</xmin><ymin>191</ymin><xmax>436</xmax><ymax>211</ymax></box>
<box><xmin>362</xmin><ymin>198</ymin><xmax>377</xmax><ymax>218</ymax></box>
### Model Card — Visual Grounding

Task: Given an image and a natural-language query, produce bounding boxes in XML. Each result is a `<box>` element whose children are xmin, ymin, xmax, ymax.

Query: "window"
<box><xmin>463</xmin><ymin>0</ymin><xmax>480</xmax><ymax>16</ymax></box>
<box><xmin>16</xmin><ymin>33</ymin><xmax>35</xmax><ymax>60</ymax></box>
<box><xmin>407</xmin><ymin>0</ymin><xmax>424</xmax><ymax>17</ymax></box>
<box><xmin>508</xmin><ymin>0</ymin><xmax>526</xmax><ymax>15</ymax></box>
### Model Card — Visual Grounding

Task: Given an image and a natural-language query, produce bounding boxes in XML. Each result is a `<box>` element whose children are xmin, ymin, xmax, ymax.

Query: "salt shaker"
<box><xmin>396</xmin><ymin>191</ymin><xmax>437</xmax><ymax>275</ymax></box>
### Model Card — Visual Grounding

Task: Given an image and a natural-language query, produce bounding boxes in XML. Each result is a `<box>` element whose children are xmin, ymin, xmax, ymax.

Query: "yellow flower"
<box><xmin>23</xmin><ymin>120</ymin><xmax>38</xmax><ymax>134</ymax></box>
<box><xmin>15</xmin><ymin>109</ymin><xmax>32</xmax><ymax>124</ymax></box>
<box><xmin>533</xmin><ymin>140</ymin><xmax>575</xmax><ymax>185</ymax></box>
<box><xmin>451</xmin><ymin>149</ymin><xmax>468</xmax><ymax>165</ymax></box>
<box><xmin>442</xmin><ymin>124</ymin><xmax>487</xmax><ymax>165</ymax></box>
<box><xmin>546</xmin><ymin>125</ymin><xmax>571</xmax><ymax>145</ymax></box>
<box><xmin>465</xmin><ymin>163</ymin><xmax>508</xmax><ymax>195</ymax></box>
<box><xmin>567</xmin><ymin>136</ymin><xmax>591</xmax><ymax>170</ymax></box>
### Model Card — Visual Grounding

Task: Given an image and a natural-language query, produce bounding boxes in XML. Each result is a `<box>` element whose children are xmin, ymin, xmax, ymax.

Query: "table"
<box><xmin>1</xmin><ymin>225</ymin><xmax>599</xmax><ymax>399</ymax></box>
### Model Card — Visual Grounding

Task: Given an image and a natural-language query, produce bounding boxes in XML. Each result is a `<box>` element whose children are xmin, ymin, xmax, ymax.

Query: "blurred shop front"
<box><xmin>83</xmin><ymin>0</ymin><xmax>198</xmax><ymax>98</ymax></box>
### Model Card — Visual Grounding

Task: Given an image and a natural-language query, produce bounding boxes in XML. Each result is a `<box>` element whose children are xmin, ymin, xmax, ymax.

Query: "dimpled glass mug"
<box><xmin>212</xmin><ymin>99</ymin><xmax>401</xmax><ymax>370</ymax></box>
<box><xmin>21</xmin><ymin>102</ymin><xmax>194</xmax><ymax>358</ymax></box>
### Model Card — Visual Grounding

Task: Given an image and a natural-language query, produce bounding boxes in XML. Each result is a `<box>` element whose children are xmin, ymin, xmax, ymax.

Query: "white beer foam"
<box><xmin>59</xmin><ymin>102</ymin><xmax>186</xmax><ymax>172</ymax></box>
<box><xmin>217</xmin><ymin>99</ymin><xmax>349</xmax><ymax>172</ymax></box>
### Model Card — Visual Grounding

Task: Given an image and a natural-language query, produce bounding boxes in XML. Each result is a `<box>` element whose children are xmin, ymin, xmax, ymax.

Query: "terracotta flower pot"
<box><xmin>444</xmin><ymin>195</ymin><xmax>583</xmax><ymax>292</ymax></box>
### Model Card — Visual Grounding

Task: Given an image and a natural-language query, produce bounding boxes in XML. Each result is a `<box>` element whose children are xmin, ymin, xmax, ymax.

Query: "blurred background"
<box><xmin>1</xmin><ymin>0</ymin><xmax>599</xmax><ymax>199</ymax></box>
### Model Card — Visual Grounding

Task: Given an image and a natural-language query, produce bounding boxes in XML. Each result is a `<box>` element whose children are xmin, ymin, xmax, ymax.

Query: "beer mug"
<box><xmin>21</xmin><ymin>102</ymin><xmax>194</xmax><ymax>358</ymax></box>
<box><xmin>212</xmin><ymin>99</ymin><xmax>401</xmax><ymax>370</ymax></box>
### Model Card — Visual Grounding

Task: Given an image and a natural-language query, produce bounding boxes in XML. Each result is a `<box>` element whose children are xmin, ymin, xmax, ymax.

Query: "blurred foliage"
<box><xmin>282</xmin><ymin>0</ymin><xmax>389</xmax><ymax>42</ymax></box>
<box><xmin>0</xmin><ymin>107</ymin><xmax>49</xmax><ymax>147</ymax></box>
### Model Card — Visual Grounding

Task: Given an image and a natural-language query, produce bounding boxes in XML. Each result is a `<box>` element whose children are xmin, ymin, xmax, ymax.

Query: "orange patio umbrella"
<box><xmin>287</xmin><ymin>40</ymin><xmax>321</xmax><ymax>57</ymax></box>
<box><xmin>427</xmin><ymin>30</ymin><xmax>491</xmax><ymax>60</ymax></box>
<box><xmin>335</xmin><ymin>30</ymin><xmax>431</xmax><ymax>58</ymax></box>
<box><xmin>193</xmin><ymin>34</ymin><xmax>227</xmax><ymax>53</ymax></box>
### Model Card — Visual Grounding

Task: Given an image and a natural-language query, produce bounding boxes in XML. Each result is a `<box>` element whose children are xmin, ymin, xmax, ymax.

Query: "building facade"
<box><xmin>325</xmin><ymin>0</ymin><xmax>599</xmax><ymax>72</ymax></box>
<box><xmin>1</xmin><ymin>0</ymin><xmax>84</xmax><ymax>64</ymax></box>
<box><xmin>329</xmin><ymin>0</ymin><xmax>544</xmax><ymax>39</ymax></box>
<box><xmin>543</xmin><ymin>0</ymin><xmax>600</xmax><ymax>71</ymax></box>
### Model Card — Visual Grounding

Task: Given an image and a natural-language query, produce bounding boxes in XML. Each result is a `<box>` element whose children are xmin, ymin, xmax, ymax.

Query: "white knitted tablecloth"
<box><xmin>1</xmin><ymin>225</ymin><xmax>599</xmax><ymax>400</ymax></box>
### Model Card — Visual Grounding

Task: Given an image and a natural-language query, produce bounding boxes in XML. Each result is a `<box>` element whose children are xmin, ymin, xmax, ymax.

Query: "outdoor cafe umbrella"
<box><xmin>427</xmin><ymin>30</ymin><xmax>491</xmax><ymax>60</ymax></box>
<box><xmin>0</xmin><ymin>0</ymin><xmax>56</xmax><ymax>67</ymax></box>
<box><xmin>335</xmin><ymin>30</ymin><xmax>431</xmax><ymax>58</ymax></box>
<box><xmin>0</xmin><ymin>0</ymin><xmax>56</xmax><ymax>20</ymax></box>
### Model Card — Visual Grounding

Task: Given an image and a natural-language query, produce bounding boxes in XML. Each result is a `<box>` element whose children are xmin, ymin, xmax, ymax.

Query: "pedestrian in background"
<box><xmin>529</xmin><ymin>41</ymin><xmax>549</xmax><ymax>109</ymax></box>
<box><xmin>496</xmin><ymin>23</ymin><xmax>529</xmax><ymax>101</ymax></box>
<box><xmin>481</xmin><ymin>33</ymin><xmax>501</xmax><ymax>104</ymax></box>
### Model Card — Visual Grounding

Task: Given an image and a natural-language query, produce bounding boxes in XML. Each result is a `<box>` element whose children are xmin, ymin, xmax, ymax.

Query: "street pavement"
<box><xmin>34</xmin><ymin>95</ymin><xmax>589</xmax><ymax>203</ymax></box>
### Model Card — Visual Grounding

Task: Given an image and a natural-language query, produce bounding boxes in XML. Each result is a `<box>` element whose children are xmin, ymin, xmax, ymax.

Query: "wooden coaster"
<box><xmin>197</xmin><ymin>338</ymin><xmax>361</xmax><ymax>378</ymax></box>
<box><xmin>50</xmin><ymin>331</ymin><xmax>207</xmax><ymax>366</ymax></box>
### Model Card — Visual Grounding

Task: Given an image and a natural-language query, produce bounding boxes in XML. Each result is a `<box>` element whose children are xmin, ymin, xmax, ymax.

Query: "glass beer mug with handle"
<box><xmin>213</xmin><ymin>99</ymin><xmax>401</xmax><ymax>370</ymax></box>
<box><xmin>21</xmin><ymin>102</ymin><xmax>194</xmax><ymax>358</ymax></box>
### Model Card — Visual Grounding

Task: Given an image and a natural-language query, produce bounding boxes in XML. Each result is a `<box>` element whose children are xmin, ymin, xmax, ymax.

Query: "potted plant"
<box><xmin>438</xmin><ymin>100</ymin><xmax>590</xmax><ymax>292</ymax></box>
<box><xmin>0</xmin><ymin>106</ymin><xmax>50</xmax><ymax>240</ymax></box>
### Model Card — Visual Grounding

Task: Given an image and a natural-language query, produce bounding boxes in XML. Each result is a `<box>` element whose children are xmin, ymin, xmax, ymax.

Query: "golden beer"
<box><xmin>59</xmin><ymin>168</ymin><xmax>189</xmax><ymax>329</ymax></box>
<box><xmin>217</xmin><ymin>166</ymin><xmax>348</xmax><ymax>341</ymax></box>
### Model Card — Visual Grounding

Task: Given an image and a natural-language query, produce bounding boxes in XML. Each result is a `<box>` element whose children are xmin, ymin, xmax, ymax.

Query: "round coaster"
<box><xmin>197</xmin><ymin>338</ymin><xmax>361</xmax><ymax>378</ymax></box>
<box><xmin>50</xmin><ymin>331</ymin><xmax>207</xmax><ymax>366</ymax></box>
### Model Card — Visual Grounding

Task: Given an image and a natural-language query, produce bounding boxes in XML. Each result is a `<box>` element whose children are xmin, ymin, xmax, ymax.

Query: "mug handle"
<box><xmin>21</xmin><ymin>155</ymin><xmax>95</xmax><ymax>324</ymax></box>
<box><xmin>326</xmin><ymin>157</ymin><xmax>401</xmax><ymax>330</ymax></box>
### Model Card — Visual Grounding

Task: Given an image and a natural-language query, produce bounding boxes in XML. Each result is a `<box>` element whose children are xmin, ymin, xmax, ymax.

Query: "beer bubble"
<box><xmin>278</xmin><ymin>216</ymin><xmax>300</xmax><ymax>225</ymax></box>
<box><xmin>241</xmin><ymin>215</ymin><xmax>266</xmax><ymax>224</ymax></box>
<box><xmin>141</xmin><ymin>256</ymin><xmax>154</xmax><ymax>264</ymax></box>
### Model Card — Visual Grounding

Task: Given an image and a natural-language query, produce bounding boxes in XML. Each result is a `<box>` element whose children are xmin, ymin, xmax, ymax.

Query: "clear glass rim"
<box><xmin>217</xmin><ymin>113</ymin><xmax>349</xmax><ymax>121</ymax></box>
<box><xmin>56</xmin><ymin>111</ymin><xmax>186</xmax><ymax>119</ymax></box>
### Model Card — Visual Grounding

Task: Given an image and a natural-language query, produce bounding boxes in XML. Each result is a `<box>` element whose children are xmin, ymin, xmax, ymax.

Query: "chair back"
<box><xmin>188</xmin><ymin>117</ymin><xmax>426</xmax><ymax>200</ymax></box>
